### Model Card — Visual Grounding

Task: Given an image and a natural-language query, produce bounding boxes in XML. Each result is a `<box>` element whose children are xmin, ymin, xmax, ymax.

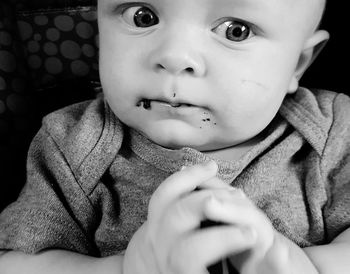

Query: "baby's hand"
<box><xmin>123</xmin><ymin>161</ymin><xmax>257</xmax><ymax>274</ymax></box>
<box><xmin>205</xmin><ymin>189</ymin><xmax>306</xmax><ymax>274</ymax></box>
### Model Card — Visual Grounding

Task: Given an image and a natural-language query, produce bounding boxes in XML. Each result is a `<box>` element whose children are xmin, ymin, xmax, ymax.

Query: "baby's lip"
<box><xmin>137</xmin><ymin>98</ymin><xmax>196</xmax><ymax>109</ymax></box>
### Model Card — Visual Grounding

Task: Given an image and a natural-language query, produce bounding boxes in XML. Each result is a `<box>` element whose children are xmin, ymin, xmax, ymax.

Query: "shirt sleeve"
<box><xmin>0</xmin><ymin>126</ymin><xmax>98</xmax><ymax>255</ymax></box>
<box><xmin>322</xmin><ymin>93</ymin><xmax>350</xmax><ymax>241</ymax></box>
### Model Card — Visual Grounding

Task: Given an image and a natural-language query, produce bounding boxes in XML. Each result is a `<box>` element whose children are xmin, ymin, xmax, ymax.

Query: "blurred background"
<box><xmin>301</xmin><ymin>1</ymin><xmax>349</xmax><ymax>93</ymax></box>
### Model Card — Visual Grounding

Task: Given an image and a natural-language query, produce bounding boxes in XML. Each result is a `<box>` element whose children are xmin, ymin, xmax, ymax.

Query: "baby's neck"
<box><xmin>203</xmin><ymin>135</ymin><xmax>263</xmax><ymax>162</ymax></box>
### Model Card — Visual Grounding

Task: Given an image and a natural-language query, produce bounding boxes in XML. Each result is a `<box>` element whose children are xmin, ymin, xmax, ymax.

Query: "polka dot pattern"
<box><xmin>0</xmin><ymin>50</ymin><xmax>16</xmax><ymax>72</ymax></box>
<box><xmin>0</xmin><ymin>2</ymin><xmax>33</xmax><ymax>131</ymax></box>
<box><xmin>0</xmin><ymin>31</ymin><xmax>12</xmax><ymax>46</ymax></box>
<box><xmin>0</xmin><ymin>77</ymin><xmax>6</xmax><ymax>90</ymax></box>
<box><xmin>0</xmin><ymin>0</ymin><xmax>100</xmax><ymax>211</ymax></box>
<box><xmin>14</xmin><ymin>0</ymin><xmax>97</xmax><ymax>12</ymax></box>
<box><xmin>27</xmin><ymin>54</ymin><xmax>42</xmax><ymax>69</ymax></box>
<box><xmin>0</xmin><ymin>0</ymin><xmax>35</xmax><ymax>188</ymax></box>
<box><xmin>46</xmin><ymin>28</ymin><xmax>60</xmax><ymax>41</ymax></box>
<box><xmin>54</xmin><ymin>15</ymin><xmax>74</xmax><ymax>32</ymax></box>
<box><xmin>34</xmin><ymin>15</ymin><xmax>49</xmax><ymax>26</ymax></box>
<box><xmin>16</xmin><ymin>6</ymin><xmax>99</xmax><ymax>88</ymax></box>
<box><xmin>17</xmin><ymin>21</ymin><xmax>33</xmax><ymax>40</ymax></box>
<box><xmin>43</xmin><ymin>42</ymin><xmax>58</xmax><ymax>56</ymax></box>
<box><xmin>60</xmin><ymin>40</ymin><xmax>82</xmax><ymax>60</ymax></box>
<box><xmin>45</xmin><ymin>57</ymin><xmax>63</xmax><ymax>75</ymax></box>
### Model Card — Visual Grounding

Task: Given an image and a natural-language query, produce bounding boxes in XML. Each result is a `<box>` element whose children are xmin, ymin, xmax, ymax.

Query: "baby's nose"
<box><xmin>155</xmin><ymin>53</ymin><xmax>205</xmax><ymax>76</ymax></box>
<box><xmin>149</xmin><ymin>31</ymin><xmax>206</xmax><ymax>77</ymax></box>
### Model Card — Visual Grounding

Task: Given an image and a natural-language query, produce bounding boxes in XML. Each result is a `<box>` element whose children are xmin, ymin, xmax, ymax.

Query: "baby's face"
<box><xmin>98</xmin><ymin>0</ymin><xmax>326</xmax><ymax>151</ymax></box>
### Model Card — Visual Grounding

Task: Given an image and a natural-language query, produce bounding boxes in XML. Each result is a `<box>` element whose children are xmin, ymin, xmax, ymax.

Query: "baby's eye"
<box><xmin>212</xmin><ymin>20</ymin><xmax>253</xmax><ymax>42</ymax></box>
<box><xmin>122</xmin><ymin>6</ymin><xmax>159</xmax><ymax>28</ymax></box>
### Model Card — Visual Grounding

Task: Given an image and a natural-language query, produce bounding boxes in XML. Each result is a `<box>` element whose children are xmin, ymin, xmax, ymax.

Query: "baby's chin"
<box><xmin>144</xmin><ymin>130</ymin><xmax>202</xmax><ymax>150</ymax></box>
<box><xmin>134</xmin><ymin>122</ymin><xmax>216</xmax><ymax>151</ymax></box>
<box><xmin>140</xmin><ymin>128</ymin><xmax>236</xmax><ymax>153</ymax></box>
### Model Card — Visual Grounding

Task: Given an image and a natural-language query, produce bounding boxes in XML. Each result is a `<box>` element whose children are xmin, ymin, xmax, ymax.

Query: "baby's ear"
<box><xmin>288</xmin><ymin>30</ymin><xmax>330</xmax><ymax>93</ymax></box>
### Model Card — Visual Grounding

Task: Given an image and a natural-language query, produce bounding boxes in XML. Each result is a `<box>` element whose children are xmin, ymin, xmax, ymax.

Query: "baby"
<box><xmin>1</xmin><ymin>0</ymin><xmax>350</xmax><ymax>273</ymax></box>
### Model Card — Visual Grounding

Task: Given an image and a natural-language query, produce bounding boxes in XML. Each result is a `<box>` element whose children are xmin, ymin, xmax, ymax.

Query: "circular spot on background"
<box><xmin>7</xmin><ymin>94</ymin><xmax>28</xmax><ymax>114</ymax></box>
<box><xmin>46</xmin><ymin>28</ymin><xmax>60</xmax><ymax>41</ymax></box>
<box><xmin>0</xmin><ymin>31</ymin><xmax>12</xmax><ymax>46</ymax></box>
<box><xmin>0</xmin><ymin>77</ymin><xmax>6</xmax><ymax>90</ymax></box>
<box><xmin>0</xmin><ymin>100</ymin><xmax>6</xmax><ymax>114</ymax></box>
<box><xmin>27</xmin><ymin>55</ymin><xmax>42</xmax><ymax>69</ymax></box>
<box><xmin>80</xmin><ymin>10</ymin><xmax>97</xmax><ymax>21</ymax></box>
<box><xmin>43</xmin><ymin>42</ymin><xmax>58</xmax><ymax>56</ymax></box>
<box><xmin>34</xmin><ymin>15</ymin><xmax>49</xmax><ymax>26</ymax></box>
<box><xmin>17</xmin><ymin>21</ymin><xmax>33</xmax><ymax>40</ymax></box>
<box><xmin>71</xmin><ymin>60</ymin><xmax>89</xmax><ymax>76</ymax></box>
<box><xmin>82</xmin><ymin>44</ymin><xmax>95</xmax><ymax>57</ymax></box>
<box><xmin>76</xmin><ymin>22</ymin><xmax>94</xmax><ymax>39</ymax></box>
<box><xmin>12</xmin><ymin>78</ymin><xmax>27</xmax><ymax>93</ymax></box>
<box><xmin>0</xmin><ymin>50</ymin><xmax>16</xmax><ymax>72</ymax></box>
<box><xmin>45</xmin><ymin>57</ymin><xmax>63</xmax><ymax>74</ymax></box>
<box><xmin>27</xmin><ymin>40</ymin><xmax>40</xmax><ymax>53</ymax></box>
<box><xmin>60</xmin><ymin>40</ymin><xmax>81</xmax><ymax>60</ymax></box>
<box><xmin>34</xmin><ymin>33</ymin><xmax>42</xmax><ymax>41</ymax></box>
<box><xmin>54</xmin><ymin>15</ymin><xmax>74</xmax><ymax>32</ymax></box>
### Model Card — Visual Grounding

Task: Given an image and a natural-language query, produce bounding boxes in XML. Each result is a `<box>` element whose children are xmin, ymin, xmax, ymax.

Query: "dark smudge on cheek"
<box><xmin>241</xmin><ymin>79</ymin><xmax>267</xmax><ymax>90</ymax></box>
<box><xmin>200</xmin><ymin>112</ymin><xmax>217</xmax><ymax>128</ymax></box>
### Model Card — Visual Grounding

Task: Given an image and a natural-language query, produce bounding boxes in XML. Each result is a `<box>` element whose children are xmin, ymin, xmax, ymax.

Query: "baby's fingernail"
<box><xmin>207</xmin><ymin>195</ymin><xmax>221</xmax><ymax>206</ymax></box>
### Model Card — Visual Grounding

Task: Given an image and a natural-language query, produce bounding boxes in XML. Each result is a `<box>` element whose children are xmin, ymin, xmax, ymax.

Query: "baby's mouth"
<box><xmin>137</xmin><ymin>99</ymin><xmax>193</xmax><ymax>110</ymax></box>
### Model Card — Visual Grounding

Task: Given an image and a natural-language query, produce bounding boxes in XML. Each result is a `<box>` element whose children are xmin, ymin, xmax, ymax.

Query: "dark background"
<box><xmin>301</xmin><ymin>1</ymin><xmax>349</xmax><ymax>93</ymax></box>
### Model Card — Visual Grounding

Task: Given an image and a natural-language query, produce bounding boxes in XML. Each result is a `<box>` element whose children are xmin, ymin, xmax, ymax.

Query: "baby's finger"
<box><xmin>204</xmin><ymin>196</ymin><xmax>274</xmax><ymax>252</ymax></box>
<box><xmin>149</xmin><ymin>188</ymin><xmax>242</xmax><ymax>270</ymax></box>
<box><xmin>159</xmin><ymin>188</ymin><xmax>242</xmax><ymax>234</ymax></box>
<box><xmin>148</xmin><ymin>161</ymin><xmax>218</xmax><ymax>222</ymax></box>
<box><xmin>168</xmin><ymin>226</ymin><xmax>257</xmax><ymax>274</ymax></box>
<box><xmin>260</xmin><ymin>232</ymin><xmax>290</xmax><ymax>273</ymax></box>
<box><xmin>150</xmin><ymin>189</ymin><xmax>252</xmax><ymax>273</ymax></box>
<box><xmin>198</xmin><ymin>176</ymin><xmax>233</xmax><ymax>190</ymax></box>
